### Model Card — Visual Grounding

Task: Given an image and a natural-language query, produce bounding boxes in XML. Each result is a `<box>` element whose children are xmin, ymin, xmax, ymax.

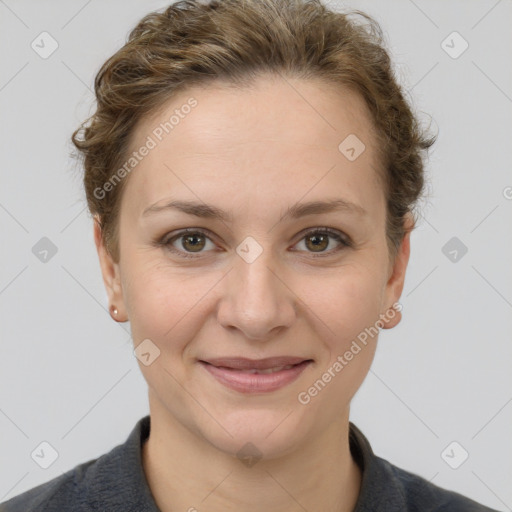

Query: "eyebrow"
<box><xmin>142</xmin><ymin>198</ymin><xmax>367</xmax><ymax>222</ymax></box>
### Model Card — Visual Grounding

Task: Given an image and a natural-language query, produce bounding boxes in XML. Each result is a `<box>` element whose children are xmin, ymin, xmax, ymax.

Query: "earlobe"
<box><xmin>93</xmin><ymin>217</ymin><xmax>127</xmax><ymax>322</ymax></box>
<box><xmin>381</xmin><ymin>213</ymin><xmax>413</xmax><ymax>330</ymax></box>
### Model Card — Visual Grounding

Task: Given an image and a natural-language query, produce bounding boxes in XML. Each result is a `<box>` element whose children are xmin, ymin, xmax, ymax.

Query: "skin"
<box><xmin>94</xmin><ymin>73</ymin><xmax>412</xmax><ymax>512</ymax></box>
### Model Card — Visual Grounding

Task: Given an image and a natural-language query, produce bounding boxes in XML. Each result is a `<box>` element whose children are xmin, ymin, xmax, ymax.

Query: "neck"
<box><xmin>142</xmin><ymin>400</ymin><xmax>362</xmax><ymax>512</ymax></box>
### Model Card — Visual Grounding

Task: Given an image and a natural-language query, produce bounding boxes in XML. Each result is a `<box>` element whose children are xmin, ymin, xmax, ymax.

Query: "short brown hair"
<box><xmin>71</xmin><ymin>0</ymin><xmax>436</xmax><ymax>262</ymax></box>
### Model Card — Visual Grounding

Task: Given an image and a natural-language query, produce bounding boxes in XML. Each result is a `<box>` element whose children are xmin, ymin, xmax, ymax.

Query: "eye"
<box><xmin>158</xmin><ymin>227</ymin><xmax>351</xmax><ymax>259</ymax></box>
<box><xmin>292</xmin><ymin>227</ymin><xmax>351</xmax><ymax>257</ymax></box>
<box><xmin>160</xmin><ymin>228</ymin><xmax>217</xmax><ymax>259</ymax></box>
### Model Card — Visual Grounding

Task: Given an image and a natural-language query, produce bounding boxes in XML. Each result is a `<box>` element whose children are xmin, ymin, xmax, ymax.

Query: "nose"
<box><xmin>216</xmin><ymin>248</ymin><xmax>296</xmax><ymax>341</ymax></box>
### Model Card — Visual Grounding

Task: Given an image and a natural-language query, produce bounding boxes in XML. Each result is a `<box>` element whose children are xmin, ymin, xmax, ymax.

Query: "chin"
<box><xmin>199</xmin><ymin>408</ymin><xmax>310</xmax><ymax>462</ymax></box>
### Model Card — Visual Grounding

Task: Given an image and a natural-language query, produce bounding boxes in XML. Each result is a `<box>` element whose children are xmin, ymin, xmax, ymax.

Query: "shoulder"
<box><xmin>349</xmin><ymin>422</ymin><xmax>500</xmax><ymax>512</ymax></box>
<box><xmin>381</xmin><ymin>456</ymin><xmax>499</xmax><ymax>511</ymax></box>
<box><xmin>0</xmin><ymin>458</ymin><xmax>97</xmax><ymax>512</ymax></box>
<box><xmin>0</xmin><ymin>415</ymin><xmax>155</xmax><ymax>512</ymax></box>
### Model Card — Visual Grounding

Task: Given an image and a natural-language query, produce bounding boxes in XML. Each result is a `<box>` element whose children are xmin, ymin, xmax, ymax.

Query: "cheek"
<box><xmin>122</xmin><ymin>257</ymin><xmax>219</xmax><ymax>352</ymax></box>
<box><xmin>305</xmin><ymin>262</ymin><xmax>386</xmax><ymax>341</ymax></box>
<box><xmin>294</xmin><ymin>267</ymin><xmax>384</xmax><ymax>415</ymax></box>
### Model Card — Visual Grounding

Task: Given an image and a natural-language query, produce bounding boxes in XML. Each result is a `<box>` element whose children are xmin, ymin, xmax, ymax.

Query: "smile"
<box><xmin>198</xmin><ymin>358</ymin><xmax>313</xmax><ymax>393</ymax></box>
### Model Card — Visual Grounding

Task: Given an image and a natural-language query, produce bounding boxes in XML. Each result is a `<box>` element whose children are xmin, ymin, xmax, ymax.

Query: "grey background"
<box><xmin>1</xmin><ymin>0</ymin><xmax>511</xmax><ymax>509</ymax></box>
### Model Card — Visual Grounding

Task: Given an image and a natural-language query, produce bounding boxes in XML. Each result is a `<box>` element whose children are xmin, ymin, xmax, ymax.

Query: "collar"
<box><xmin>102</xmin><ymin>415</ymin><xmax>406</xmax><ymax>511</ymax></box>
<box><xmin>349</xmin><ymin>421</ymin><xmax>407</xmax><ymax>511</ymax></box>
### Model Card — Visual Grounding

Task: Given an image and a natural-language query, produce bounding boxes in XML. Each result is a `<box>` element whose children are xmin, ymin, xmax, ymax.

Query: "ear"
<box><xmin>93</xmin><ymin>216</ymin><xmax>127</xmax><ymax>322</ymax></box>
<box><xmin>380</xmin><ymin>212</ymin><xmax>414</xmax><ymax>329</ymax></box>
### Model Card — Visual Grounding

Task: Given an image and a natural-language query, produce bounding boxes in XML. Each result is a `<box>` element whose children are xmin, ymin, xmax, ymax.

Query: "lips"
<box><xmin>198</xmin><ymin>356</ymin><xmax>313</xmax><ymax>393</ymax></box>
<box><xmin>200</xmin><ymin>356</ymin><xmax>310</xmax><ymax>371</ymax></box>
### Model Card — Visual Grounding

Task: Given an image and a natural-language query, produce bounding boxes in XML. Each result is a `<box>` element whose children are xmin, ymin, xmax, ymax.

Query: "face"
<box><xmin>95</xmin><ymin>74</ymin><xmax>411</xmax><ymax>459</ymax></box>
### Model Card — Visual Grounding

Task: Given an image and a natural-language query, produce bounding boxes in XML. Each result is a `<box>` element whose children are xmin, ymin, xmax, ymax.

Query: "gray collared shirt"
<box><xmin>0</xmin><ymin>415</ymin><xmax>499</xmax><ymax>511</ymax></box>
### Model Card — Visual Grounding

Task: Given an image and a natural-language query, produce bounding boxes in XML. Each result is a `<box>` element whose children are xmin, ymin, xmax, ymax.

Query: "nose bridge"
<box><xmin>217</xmin><ymin>238</ymin><xmax>295</xmax><ymax>339</ymax></box>
<box><xmin>237</xmin><ymin>249</ymin><xmax>278</xmax><ymax>303</ymax></box>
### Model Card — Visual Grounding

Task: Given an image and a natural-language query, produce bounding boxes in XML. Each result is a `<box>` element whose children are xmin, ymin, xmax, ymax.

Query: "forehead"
<box><xmin>121</xmin><ymin>74</ymin><xmax>384</xmax><ymax>221</ymax></box>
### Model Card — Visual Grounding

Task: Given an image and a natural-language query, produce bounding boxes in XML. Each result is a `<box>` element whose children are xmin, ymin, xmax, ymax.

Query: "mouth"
<box><xmin>198</xmin><ymin>356</ymin><xmax>313</xmax><ymax>393</ymax></box>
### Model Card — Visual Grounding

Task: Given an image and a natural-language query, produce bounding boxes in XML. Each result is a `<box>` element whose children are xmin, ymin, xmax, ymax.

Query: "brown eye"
<box><xmin>161</xmin><ymin>229</ymin><xmax>216</xmax><ymax>259</ymax></box>
<box><xmin>158</xmin><ymin>227</ymin><xmax>351</xmax><ymax>260</ymax></box>
<box><xmin>294</xmin><ymin>228</ymin><xmax>350</xmax><ymax>257</ymax></box>
<box><xmin>181</xmin><ymin>233</ymin><xmax>206</xmax><ymax>252</ymax></box>
<box><xmin>305</xmin><ymin>233</ymin><xmax>330</xmax><ymax>252</ymax></box>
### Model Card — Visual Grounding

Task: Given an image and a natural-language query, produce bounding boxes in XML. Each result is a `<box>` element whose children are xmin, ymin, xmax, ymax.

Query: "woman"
<box><xmin>0</xmin><ymin>0</ymin><xmax>500</xmax><ymax>510</ymax></box>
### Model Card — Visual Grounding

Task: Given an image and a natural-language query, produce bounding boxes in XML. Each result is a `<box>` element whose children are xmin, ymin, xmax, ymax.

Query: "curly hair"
<box><xmin>71</xmin><ymin>0</ymin><xmax>436</xmax><ymax>262</ymax></box>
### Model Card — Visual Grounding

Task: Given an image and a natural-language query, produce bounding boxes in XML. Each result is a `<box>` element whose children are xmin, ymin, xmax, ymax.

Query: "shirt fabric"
<box><xmin>0</xmin><ymin>415</ymin><xmax>499</xmax><ymax>511</ymax></box>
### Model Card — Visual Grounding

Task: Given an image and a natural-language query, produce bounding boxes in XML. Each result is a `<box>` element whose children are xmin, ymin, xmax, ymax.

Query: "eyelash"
<box><xmin>157</xmin><ymin>227</ymin><xmax>352</xmax><ymax>259</ymax></box>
